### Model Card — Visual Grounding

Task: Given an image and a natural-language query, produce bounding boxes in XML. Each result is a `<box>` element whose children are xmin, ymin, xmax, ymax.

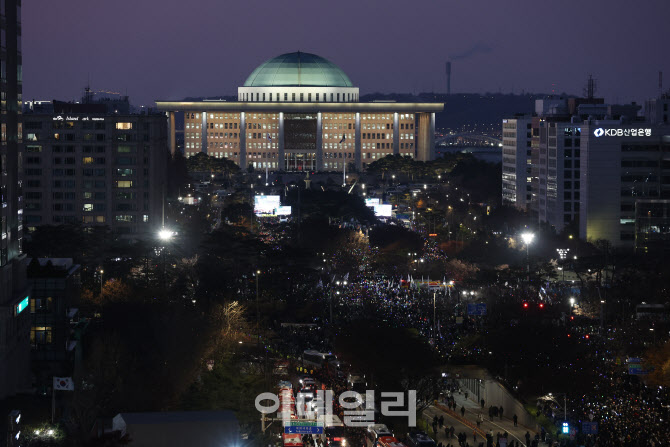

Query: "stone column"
<box><xmin>239</xmin><ymin>112</ymin><xmax>247</xmax><ymax>170</ymax></box>
<box><xmin>430</xmin><ymin>112</ymin><xmax>436</xmax><ymax>160</ymax></box>
<box><xmin>393</xmin><ymin>112</ymin><xmax>399</xmax><ymax>155</ymax></box>
<box><xmin>316</xmin><ymin>112</ymin><xmax>323</xmax><ymax>171</ymax></box>
<box><xmin>168</xmin><ymin>111</ymin><xmax>176</xmax><ymax>155</ymax></box>
<box><xmin>201</xmin><ymin>111</ymin><xmax>208</xmax><ymax>155</ymax></box>
<box><xmin>355</xmin><ymin>112</ymin><xmax>362</xmax><ymax>171</ymax></box>
<box><xmin>417</xmin><ymin>113</ymin><xmax>432</xmax><ymax>161</ymax></box>
<box><xmin>278</xmin><ymin>112</ymin><xmax>285</xmax><ymax>171</ymax></box>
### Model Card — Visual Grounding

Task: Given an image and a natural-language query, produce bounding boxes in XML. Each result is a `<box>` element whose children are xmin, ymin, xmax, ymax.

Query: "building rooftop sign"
<box><xmin>52</xmin><ymin>115</ymin><xmax>105</xmax><ymax>121</ymax></box>
<box><xmin>594</xmin><ymin>127</ymin><xmax>652</xmax><ymax>137</ymax></box>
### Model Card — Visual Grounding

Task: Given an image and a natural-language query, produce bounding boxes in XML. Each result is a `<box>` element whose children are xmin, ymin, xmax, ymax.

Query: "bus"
<box><xmin>303</xmin><ymin>350</ymin><xmax>339</xmax><ymax>370</ymax></box>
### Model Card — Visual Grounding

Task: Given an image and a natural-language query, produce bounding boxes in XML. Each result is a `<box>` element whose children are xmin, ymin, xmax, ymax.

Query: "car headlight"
<box><xmin>342</xmin><ymin>440</ymin><xmax>347</xmax><ymax>446</ymax></box>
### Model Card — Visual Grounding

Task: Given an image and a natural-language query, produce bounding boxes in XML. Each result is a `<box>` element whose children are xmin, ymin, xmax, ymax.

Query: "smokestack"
<box><xmin>446</xmin><ymin>61</ymin><xmax>451</xmax><ymax>95</ymax></box>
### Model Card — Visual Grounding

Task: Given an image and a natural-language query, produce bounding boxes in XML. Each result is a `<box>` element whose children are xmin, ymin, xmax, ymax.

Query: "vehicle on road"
<box><xmin>325</xmin><ymin>425</ymin><xmax>347</xmax><ymax>447</ymax></box>
<box><xmin>405</xmin><ymin>431</ymin><xmax>436</xmax><ymax>447</ymax></box>
<box><xmin>303</xmin><ymin>350</ymin><xmax>339</xmax><ymax>370</ymax></box>
<box><xmin>365</xmin><ymin>424</ymin><xmax>393</xmax><ymax>447</ymax></box>
<box><xmin>376</xmin><ymin>436</ymin><xmax>407</xmax><ymax>447</ymax></box>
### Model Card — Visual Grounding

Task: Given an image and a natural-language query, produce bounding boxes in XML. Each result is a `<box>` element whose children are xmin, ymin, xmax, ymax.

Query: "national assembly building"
<box><xmin>156</xmin><ymin>52</ymin><xmax>443</xmax><ymax>171</ymax></box>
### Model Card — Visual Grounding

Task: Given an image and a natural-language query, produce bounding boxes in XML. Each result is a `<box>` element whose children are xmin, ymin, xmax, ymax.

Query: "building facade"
<box><xmin>503</xmin><ymin>96</ymin><xmax>670</xmax><ymax>249</ymax></box>
<box><xmin>22</xmin><ymin>108</ymin><xmax>168</xmax><ymax>234</ymax></box>
<box><xmin>27</xmin><ymin>258</ymin><xmax>80</xmax><ymax>390</ymax></box>
<box><xmin>0</xmin><ymin>0</ymin><xmax>31</xmax><ymax>400</ymax></box>
<box><xmin>635</xmin><ymin>199</ymin><xmax>670</xmax><ymax>253</ymax></box>
<box><xmin>645</xmin><ymin>94</ymin><xmax>670</xmax><ymax>125</ymax></box>
<box><xmin>501</xmin><ymin>116</ymin><xmax>533</xmax><ymax>210</ymax></box>
<box><xmin>536</xmin><ymin>119</ymin><xmax>584</xmax><ymax>233</ymax></box>
<box><xmin>580</xmin><ymin>122</ymin><xmax>670</xmax><ymax>247</ymax></box>
<box><xmin>158</xmin><ymin>52</ymin><xmax>442</xmax><ymax>171</ymax></box>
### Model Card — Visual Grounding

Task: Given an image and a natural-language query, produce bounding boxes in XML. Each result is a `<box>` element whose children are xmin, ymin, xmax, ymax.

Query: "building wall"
<box><xmin>502</xmin><ymin>117</ymin><xmax>532</xmax><ymax>210</ymax></box>
<box><xmin>22</xmin><ymin>114</ymin><xmax>167</xmax><ymax>234</ymax></box>
<box><xmin>322</xmin><ymin>112</ymin><xmax>355</xmax><ymax>171</ymax></box>
<box><xmin>635</xmin><ymin>200</ymin><xmax>670</xmax><ymax>253</ymax></box>
<box><xmin>242</xmin><ymin>113</ymin><xmax>279</xmax><ymax>169</ymax></box>
<box><xmin>537</xmin><ymin>121</ymin><xmax>582</xmax><ymax>233</ymax></box>
<box><xmin>180</xmin><ymin>109</ymin><xmax>424</xmax><ymax>171</ymax></box>
<box><xmin>580</xmin><ymin>123</ymin><xmax>670</xmax><ymax>247</ymax></box>
<box><xmin>645</xmin><ymin>96</ymin><xmax>669</xmax><ymax>125</ymax></box>
<box><xmin>28</xmin><ymin>261</ymin><xmax>81</xmax><ymax>388</ymax></box>
<box><xmin>0</xmin><ymin>0</ymin><xmax>31</xmax><ymax>400</ymax></box>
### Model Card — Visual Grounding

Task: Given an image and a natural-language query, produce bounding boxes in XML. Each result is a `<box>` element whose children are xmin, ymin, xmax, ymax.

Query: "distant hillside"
<box><xmin>362</xmin><ymin>92</ymin><xmax>550</xmax><ymax>133</ymax></box>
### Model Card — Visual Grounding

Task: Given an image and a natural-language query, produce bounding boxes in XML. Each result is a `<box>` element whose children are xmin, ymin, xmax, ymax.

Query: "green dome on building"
<box><xmin>243</xmin><ymin>52</ymin><xmax>353</xmax><ymax>88</ymax></box>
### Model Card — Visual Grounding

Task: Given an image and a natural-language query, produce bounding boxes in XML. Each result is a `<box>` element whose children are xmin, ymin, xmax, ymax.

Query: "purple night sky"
<box><xmin>23</xmin><ymin>0</ymin><xmax>670</xmax><ymax>107</ymax></box>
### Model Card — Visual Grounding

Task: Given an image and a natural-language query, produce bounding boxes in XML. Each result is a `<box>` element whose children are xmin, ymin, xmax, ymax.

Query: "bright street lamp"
<box><xmin>521</xmin><ymin>232</ymin><xmax>534</xmax><ymax>282</ymax></box>
<box><xmin>158</xmin><ymin>228</ymin><xmax>174</xmax><ymax>241</ymax></box>
<box><xmin>521</xmin><ymin>232</ymin><xmax>535</xmax><ymax>246</ymax></box>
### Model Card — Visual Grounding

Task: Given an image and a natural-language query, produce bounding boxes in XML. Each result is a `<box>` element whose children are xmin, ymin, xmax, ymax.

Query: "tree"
<box><xmin>444</xmin><ymin>259</ymin><xmax>479</xmax><ymax>282</ymax></box>
<box><xmin>645</xmin><ymin>340</ymin><xmax>670</xmax><ymax>386</ymax></box>
<box><xmin>185</xmin><ymin>152</ymin><xmax>240</xmax><ymax>180</ymax></box>
<box><xmin>212</xmin><ymin>301</ymin><xmax>248</xmax><ymax>346</ymax></box>
<box><xmin>168</xmin><ymin>150</ymin><xmax>190</xmax><ymax>197</ymax></box>
<box><xmin>97</xmin><ymin>280</ymin><xmax>133</xmax><ymax>306</ymax></box>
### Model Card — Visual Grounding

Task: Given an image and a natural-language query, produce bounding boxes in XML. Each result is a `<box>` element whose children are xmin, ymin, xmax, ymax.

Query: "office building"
<box><xmin>580</xmin><ymin>121</ymin><xmax>670</xmax><ymax>247</ymax></box>
<box><xmin>156</xmin><ymin>52</ymin><xmax>442</xmax><ymax>171</ymax></box>
<box><xmin>634</xmin><ymin>199</ymin><xmax>670</xmax><ymax>254</ymax></box>
<box><xmin>501</xmin><ymin>116</ymin><xmax>533</xmax><ymax>210</ymax></box>
<box><xmin>645</xmin><ymin>94</ymin><xmax>670</xmax><ymax>125</ymax></box>
<box><xmin>0</xmin><ymin>0</ymin><xmax>31</xmax><ymax>400</ymax></box>
<box><xmin>27</xmin><ymin>258</ymin><xmax>80</xmax><ymax>390</ymax></box>
<box><xmin>536</xmin><ymin>118</ymin><xmax>585</xmax><ymax>233</ymax></box>
<box><xmin>22</xmin><ymin>101</ymin><xmax>168</xmax><ymax>234</ymax></box>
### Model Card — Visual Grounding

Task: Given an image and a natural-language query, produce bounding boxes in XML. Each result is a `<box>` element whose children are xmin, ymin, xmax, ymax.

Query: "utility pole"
<box><xmin>433</xmin><ymin>291</ymin><xmax>437</xmax><ymax>339</ymax></box>
<box><xmin>329</xmin><ymin>288</ymin><xmax>333</xmax><ymax>325</ymax></box>
<box><xmin>256</xmin><ymin>270</ymin><xmax>260</xmax><ymax>343</ymax></box>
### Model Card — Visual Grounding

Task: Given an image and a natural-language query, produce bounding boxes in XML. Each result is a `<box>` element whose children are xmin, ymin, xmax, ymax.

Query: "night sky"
<box><xmin>23</xmin><ymin>0</ymin><xmax>670</xmax><ymax>107</ymax></box>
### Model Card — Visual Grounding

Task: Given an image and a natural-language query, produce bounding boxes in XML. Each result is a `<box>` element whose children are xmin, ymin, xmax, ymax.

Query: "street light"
<box><xmin>521</xmin><ymin>232</ymin><xmax>534</xmax><ymax>282</ymax></box>
<box><xmin>158</xmin><ymin>228</ymin><xmax>173</xmax><ymax>241</ymax></box>
<box><xmin>157</xmin><ymin>228</ymin><xmax>174</xmax><ymax>289</ymax></box>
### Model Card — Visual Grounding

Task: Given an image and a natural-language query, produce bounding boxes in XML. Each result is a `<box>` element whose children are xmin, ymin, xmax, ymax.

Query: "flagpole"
<box><xmin>52</xmin><ymin>381</ymin><xmax>55</xmax><ymax>423</ymax></box>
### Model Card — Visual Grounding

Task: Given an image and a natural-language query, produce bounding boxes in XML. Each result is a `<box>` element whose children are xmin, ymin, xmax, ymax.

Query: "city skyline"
<box><xmin>23</xmin><ymin>0</ymin><xmax>670</xmax><ymax>107</ymax></box>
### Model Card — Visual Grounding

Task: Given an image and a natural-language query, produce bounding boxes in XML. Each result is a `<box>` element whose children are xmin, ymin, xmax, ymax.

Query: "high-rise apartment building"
<box><xmin>501</xmin><ymin>116</ymin><xmax>533</xmax><ymax>210</ymax></box>
<box><xmin>157</xmin><ymin>52</ymin><xmax>442</xmax><ymax>171</ymax></box>
<box><xmin>22</xmin><ymin>103</ymin><xmax>168</xmax><ymax>234</ymax></box>
<box><xmin>0</xmin><ymin>0</ymin><xmax>31</xmax><ymax>400</ymax></box>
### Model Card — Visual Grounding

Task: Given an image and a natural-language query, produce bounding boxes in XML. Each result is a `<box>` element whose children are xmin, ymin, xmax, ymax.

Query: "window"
<box><xmin>83</xmin><ymin>204</ymin><xmax>93</xmax><ymax>212</ymax></box>
<box><xmin>116</xmin><ymin>181</ymin><xmax>133</xmax><ymax>188</ymax></box>
<box><xmin>83</xmin><ymin>156</ymin><xmax>94</xmax><ymax>164</ymax></box>
<box><xmin>115</xmin><ymin>122</ymin><xmax>133</xmax><ymax>130</ymax></box>
<box><xmin>117</xmin><ymin>168</ymin><xmax>134</xmax><ymax>176</ymax></box>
